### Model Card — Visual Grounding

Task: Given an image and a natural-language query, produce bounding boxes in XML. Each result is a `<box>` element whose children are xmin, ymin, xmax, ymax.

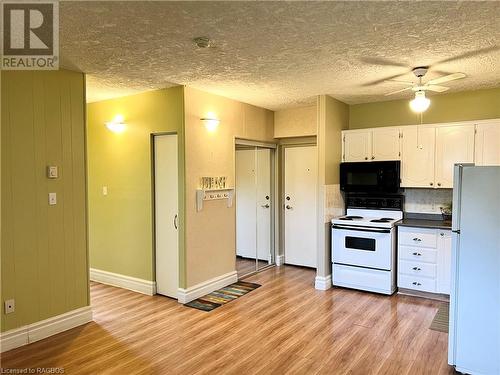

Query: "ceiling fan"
<box><xmin>384</xmin><ymin>67</ymin><xmax>466</xmax><ymax>97</ymax></box>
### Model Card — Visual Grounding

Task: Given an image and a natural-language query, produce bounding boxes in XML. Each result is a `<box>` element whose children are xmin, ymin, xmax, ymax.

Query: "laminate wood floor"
<box><xmin>0</xmin><ymin>266</ymin><xmax>456</xmax><ymax>374</ymax></box>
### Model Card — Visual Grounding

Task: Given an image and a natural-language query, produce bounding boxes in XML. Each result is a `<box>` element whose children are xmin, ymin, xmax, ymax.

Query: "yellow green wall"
<box><xmin>349</xmin><ymin>87</ymin><xmax>500</xmax><ymax>129</ymax></box>
<box><xmin>86</xmin><ymin>87</ymin><xmax>185</xmax><ymax>283</ymax></box>
<box><xmin>183</xmin><ymin>87</ymin><xmax>274</xmax><ymax>287</ymax></box>
<box><xmin>1</xmin><ymin>70</ymin><xmax>88</xmax><ymax>332</ymax></box>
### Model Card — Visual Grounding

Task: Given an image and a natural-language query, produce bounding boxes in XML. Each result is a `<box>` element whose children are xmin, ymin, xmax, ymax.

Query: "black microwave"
<box><xmin>340</xmin><ymin>161</ymin><xmax>401</xmax><ymax>193</ymax></box>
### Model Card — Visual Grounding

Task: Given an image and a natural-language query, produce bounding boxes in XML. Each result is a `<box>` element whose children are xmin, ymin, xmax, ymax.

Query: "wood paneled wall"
<box><xmin>1</xmin><ymin>70</ymin><xmax>88</xmax><ymax>332</ymax></box>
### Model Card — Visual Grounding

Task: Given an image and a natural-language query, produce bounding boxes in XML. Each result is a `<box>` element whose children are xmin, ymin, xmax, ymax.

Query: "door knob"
<box><xmin>261</xmin><ymin>204</ymin><xmax>270</xmax><ymax>208</ymax></box>
<box><xmin>286</xmin><ymin>196</ymin><xmax>291</xmax><ymax>201</ymax></box>
<box><xmin>285</xmin><ymin>205</ymin><xmax>292</xmax><ymax>210</ymax></box>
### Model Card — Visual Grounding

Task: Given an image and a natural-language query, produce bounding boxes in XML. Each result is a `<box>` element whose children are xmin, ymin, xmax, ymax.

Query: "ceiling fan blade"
<box><xmin>359</xmin><ymin>57</ymin><xmax>408</xmax><ymax>68</ymax></box>
<box><xmin>424</xmin><ymin>85</ymin><xmax>449</xmax><ymax>93</ymax></box>
<box><xmin>361</xmin><ymin>73</ymin><xmax>409</xmax><ymax>87</ymax></box>
<box><xmin>434</xmin><ymin>46</ymin><xmax>500</xmax><ymax>65</ymax></box>
<box><xmin>384</xmin><ymin>87</ymin><xmax>413</xmax><ymax>96</ymax></box>
<box><xmin>427</xmin><ymin>73</ymin><xmax>466</xmax><ymax>85</ymax></box>
<box><xmin>386</xmin><ymin>79</ymin><xmax>415</xmax><ymax>85</ymax></box>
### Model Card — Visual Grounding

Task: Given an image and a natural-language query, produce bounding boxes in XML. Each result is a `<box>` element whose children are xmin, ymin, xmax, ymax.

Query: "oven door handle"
<box><xmin>331</xmin><ymin>224</ymin><xmax>391</xmax><ymax>234</ymax></box>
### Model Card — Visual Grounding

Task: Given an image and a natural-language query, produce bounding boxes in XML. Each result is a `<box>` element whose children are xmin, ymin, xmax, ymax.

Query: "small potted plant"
<box><xmin>440</xmin><ymin>202</ymin><xmax>452</xmax><ymax>221</ymax></box>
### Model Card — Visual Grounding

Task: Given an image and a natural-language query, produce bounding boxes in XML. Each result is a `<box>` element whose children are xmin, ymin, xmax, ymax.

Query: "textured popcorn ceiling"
<box><xmin>59</xmin><ymin>1</ymin><xmax>500</xmax><ymax>109</ymax></box>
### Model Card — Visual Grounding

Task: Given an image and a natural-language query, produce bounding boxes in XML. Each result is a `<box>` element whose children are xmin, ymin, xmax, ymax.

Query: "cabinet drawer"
<box><xmin>399</xmin><ymin>260</ymin><xmax>437</xmax><ymax>278</ymax></box>
<box><xmin>399</xmin><ymin>246</ymin><xmax>437</xmax><ymax>263</ymax></box>
<box><xmin>398</xmin><ymin>274</ymin><xmax>436</xmax><ymax>293</ymax></box>
<box><xmin>398</xmin><ymin>227</ymin><xmax>437</xmax><ymax>248</ymax></box>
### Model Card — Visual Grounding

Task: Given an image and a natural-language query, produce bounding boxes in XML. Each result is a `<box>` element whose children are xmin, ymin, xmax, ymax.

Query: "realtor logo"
<box><xmin>1</xmin><ymin>1</ymin><xmax>59</xmax><ymax>69</ymax></box>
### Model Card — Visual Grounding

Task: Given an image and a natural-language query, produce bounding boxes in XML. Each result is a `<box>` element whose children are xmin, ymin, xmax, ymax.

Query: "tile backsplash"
<box><xmin>403</xmin><ymin>188</ymin><xmax>453</xmax><ymax>214</ymax></box>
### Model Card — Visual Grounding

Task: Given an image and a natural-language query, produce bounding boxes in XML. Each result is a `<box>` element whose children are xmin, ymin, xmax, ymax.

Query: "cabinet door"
<box><xmin>437</xmin><ymin>230</ymin><xmax>452</xmax><ymax>294</ymax></box>
<box><xmin>372</xmin><ymin>128</ymin><xmax>401</xmax><ymax>161</ymax></box>
<box><xmin>343</xmin><ymin>131</ymin><xmax>371</xmax><ymax>162</ymax></box>
<box><xmin>435</xmin><ymin>125</ymin><xmax>475</xmax><ymax>188</ymax></box>
<box><xmin>401</xmin><ymin>126</ymin><xmax>436</xmax><ymax>188</ymax></box>
<box><xmin>475</xmin><ymin>123</ymin><xmax>500</xmax><ymax>166</ymax></box>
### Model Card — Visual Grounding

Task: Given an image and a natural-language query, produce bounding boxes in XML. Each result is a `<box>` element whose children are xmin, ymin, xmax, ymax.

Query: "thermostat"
<box><xmin>47</xmin><ymin>166</ymin><xmax>58</xmax><ymax>179</ymax></box>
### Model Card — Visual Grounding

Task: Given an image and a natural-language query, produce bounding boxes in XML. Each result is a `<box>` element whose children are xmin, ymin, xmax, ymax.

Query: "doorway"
<box><xmin>235</xmin><ymin>140</ymin><xmax>277</xmax><ymax>278</ymax></box>
<box><xmin>153</xmin><ymin>133</ymin><xmax>179</xmax><ymax>298</ymax></box>
<box><xmin>283</xmin><ymin>145</ymin><xmax>318</xmax><ymax>268</ymax></box>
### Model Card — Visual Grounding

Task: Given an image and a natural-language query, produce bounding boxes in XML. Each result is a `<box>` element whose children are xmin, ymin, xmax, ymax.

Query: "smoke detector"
<box><xmin>193</xmin><ymin>37</ymin><xmax>212</xmax><ymax>48</ymax></box>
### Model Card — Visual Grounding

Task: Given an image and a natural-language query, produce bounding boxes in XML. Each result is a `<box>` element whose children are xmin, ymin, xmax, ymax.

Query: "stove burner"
<box><xmin>370</xmin><ymin>218</ymin><xmax>393</xmax><ymax>223</ymax></box>
<box><xmin>339</xmin><ymin>215</ymin><xmax>363</xmax><ymax>221</ymax></box>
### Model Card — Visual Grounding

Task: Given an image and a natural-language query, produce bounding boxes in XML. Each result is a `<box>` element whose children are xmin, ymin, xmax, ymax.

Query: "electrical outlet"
<box><xmin>48</xmin><ymin>192</ymin><xmax>57</xmax><ymax>205</ymax></box>
<box><xmin>4</xmin><ymin>299</ymin><xmax>15</xmax><ymax>314</ymax></box>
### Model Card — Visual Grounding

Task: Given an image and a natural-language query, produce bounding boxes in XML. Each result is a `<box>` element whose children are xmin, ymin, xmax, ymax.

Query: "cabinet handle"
<box><xmin>437</xmin><ymin>182</ymin><xmax>441</xmax><ymax>187</ymax></box>
<box><xmin>430</xmin><ymin>182</ymin><xmax>434</xmax><ymax>186</ymax></box>
<box><xmin>412</xmin><ymin>282</ymin><xmax>422</xmax><ymax>286</ymax></box>
<box><xmin>412</xmin><ymin>267</ymin><xmax>421</xmax><ymax>271</ymax></box>
<box><xmin>412</xmin><ymin>252</ymin><xmax>422</xmax><ymax>256</ymax></box>
<box><xmin>371</xmin><ymin>156</ymin><xmax>375</xmax><ymax>160</ymax></box>
<box><xmin>364</xmin><ymin>157</ymin><xmax>368</xmax><ymax>160</ymax></box>
<box><xmin>412</xmin><ymin>238</ymin><xmax>422</xmax><ymax>242</ymax></box>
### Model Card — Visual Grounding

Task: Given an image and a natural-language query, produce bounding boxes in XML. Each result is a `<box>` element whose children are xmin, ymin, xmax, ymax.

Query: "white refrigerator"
<box><xmin>449</xmin><ymin>164</ymin><xmax>500</xmax><ymax>375</ymax></box>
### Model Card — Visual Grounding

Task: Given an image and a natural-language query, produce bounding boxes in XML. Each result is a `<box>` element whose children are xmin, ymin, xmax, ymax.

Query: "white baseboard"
<box><xmin>315</xmin><ymin>274</ymin><xmax>332</xmax><ymax>290</ymax></box>
<box><xmin>276</xmin><ymin>254</ymin><xmax>285</xmax><ymax>266</ymax></box>
<box><xmin>90</xmin><ymin>268</ymin><xmax>156</xmax><ymax>296</ymax></box>
<box><xmin>177</xmin><ymin>271</ymin><xmax>238</xmax><ymax>304</ymax></box>
<box><xmin>0</xmin><ymin>306</ymin><xmax>92</xmax><ymax>353</ymax></box>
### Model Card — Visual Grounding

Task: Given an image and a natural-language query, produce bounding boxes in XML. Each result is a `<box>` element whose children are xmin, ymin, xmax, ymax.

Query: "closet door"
<box><xmin>435</xmin><ymin>125</ymin><xmax>475</xmax><ymax>188</ymax></box>
<box><xmin>372</xmin><ymin>127</ymin><xmax>401</xmax><ymax>161</ymax></box>
<box><xmin>154</xmin><ymin>134</ymin><xmax>179</xmax><ymax>298</ymax></box>
<box><xmin>236</xmin><ymin>149</ymin><xmax>257</xmax><ymax>259</ymax></box>
<box><xmin>401</xmin><ymin>126</ymin><xmax>436</xmax><ymax>188</ymax></box>
<box><xmin>256</xmin><ymin>148</ymin><xmax>271</xmax><ymax>265</ymax></box>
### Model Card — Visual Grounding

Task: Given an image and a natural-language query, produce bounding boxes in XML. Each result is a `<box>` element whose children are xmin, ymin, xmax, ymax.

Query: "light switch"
<box><xmin>48</xmin><ymin>192</ymin><xmax>57</xmax><ymax>205</ymax></box>
<box><xmin>47</xmin><ymin>166</ymin><xmax>58</xmax><ymax>179</ymax></box>
<box><xmin>102</xmin><ymin>186</ymin><xmax>108</xmax><ymax>196</ymax></box>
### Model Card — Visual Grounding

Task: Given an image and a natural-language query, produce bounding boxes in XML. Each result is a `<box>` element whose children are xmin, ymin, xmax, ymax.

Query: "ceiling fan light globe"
<box><xmin>409</xmin><ymin>91</ymin><xmax>430</xmax><ymax>113</ymax></box>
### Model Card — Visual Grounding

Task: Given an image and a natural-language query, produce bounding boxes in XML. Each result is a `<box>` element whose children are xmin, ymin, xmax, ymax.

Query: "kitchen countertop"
<box><xmin>396</xmin><ymin>213</ymin><xmax>452</xmax><ymax>230</ymax></box>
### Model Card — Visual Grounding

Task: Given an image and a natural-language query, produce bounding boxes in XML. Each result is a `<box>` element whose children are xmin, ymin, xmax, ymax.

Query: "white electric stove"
<box><xmin>331</xmin><ymin>195</ymin><xmax>403</xmax><ymax>295</ymax></box>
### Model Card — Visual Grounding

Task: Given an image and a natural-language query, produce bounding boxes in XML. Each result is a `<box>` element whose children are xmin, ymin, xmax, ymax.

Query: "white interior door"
<box><xmin>284</xmin><ymin>146</ymin><xmax>318</xmax><ymax>268</ymax></box>
<box><xmin>256</xmin><ymin>148</ymin><xmax>271</xmax><ymax>262</ymax></box>
<box><xmin>154</xmin><ymin>134</ymin><xmax>178</xmax><ymax>298</ymax></box>
<box><xmin>236</xmin><ymin>149</ymin><xmax>257</xmax><ymax>259</ymax></box>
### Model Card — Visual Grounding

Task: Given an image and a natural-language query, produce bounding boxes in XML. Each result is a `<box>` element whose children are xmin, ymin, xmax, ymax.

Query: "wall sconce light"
<box><xmin>201</xmin><ymin>116</ymin><xmax>220</xmax><ymax>132</ymax></box>
<box><xmin>105</xmin><ymin>114</ymin><xmax>127</xmax><ymax>133</ymax></box>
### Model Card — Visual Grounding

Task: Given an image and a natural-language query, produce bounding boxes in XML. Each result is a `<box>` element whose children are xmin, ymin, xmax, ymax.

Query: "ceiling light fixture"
<box><xmin>409</xmin><ymin>91</ymin><xmax>430</xmax><ymax>113</ymax></box>
<box><xmin>105</xmin><ymin>114</ymin><xmax>126</xmax><ymax>133</ymax></box>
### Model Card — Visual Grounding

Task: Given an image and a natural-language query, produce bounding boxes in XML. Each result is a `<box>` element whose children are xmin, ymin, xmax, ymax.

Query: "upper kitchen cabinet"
<box><xmin>343</xmin><ymin>127</ymin><xmax>400</xmax><ymax>162</ymax></box>
<box><xmin>343</xmin><ymin>130</ymin><xmax>372</xmax><ymax>161</ymax></box>
<box><xmin>435</xmin><ymin>124</ymin><xmax>475</xmax><ymax>188</ymax></box>
<box><xmin>475</xmin><ymin>122</ymin><xmax>500</xmax><ymax>166</ymax></box>
<box><xmin>401</xmin><ymin>126</ymin><xmax>435</xmax><ymax>188</ymax></box>
<box><xmin>372</xmin><ymin>127</ymin><xmax>401</xmax><ymax>161</ymax></box>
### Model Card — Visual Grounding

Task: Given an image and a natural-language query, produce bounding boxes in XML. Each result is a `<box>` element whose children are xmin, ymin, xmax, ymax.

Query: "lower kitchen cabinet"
<box><xmin>397</xmin><ymin>226</ymin><xmax>451</xmax><ymax>295</ymax></box>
